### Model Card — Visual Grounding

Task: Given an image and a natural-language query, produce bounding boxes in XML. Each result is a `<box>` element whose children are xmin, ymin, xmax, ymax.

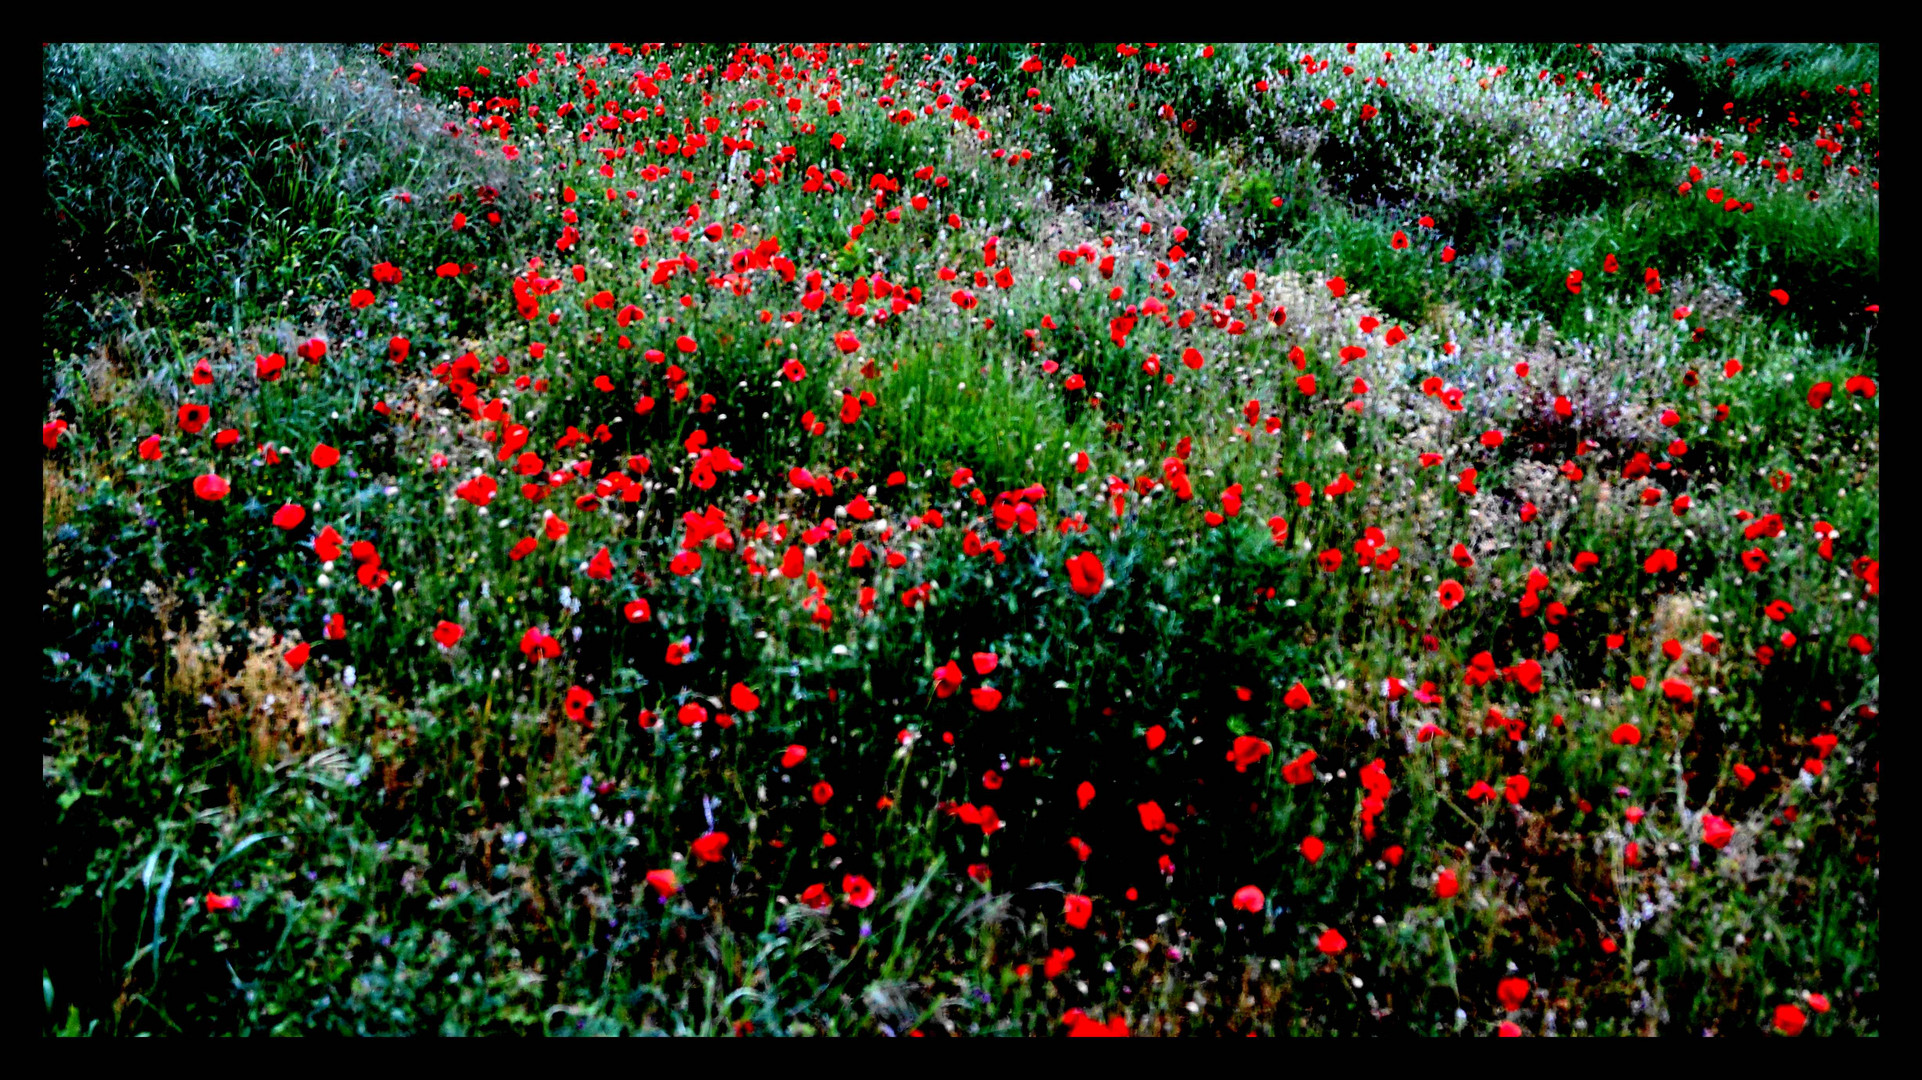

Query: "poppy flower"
<box><xmin>1065</xmin><ymin>551</ymin><xmax>1105</xmax><ymax>597</ymax></box>
<box><xmin>1232</xmin><ymin>885</ymin><xmax>1265</xmax><ymax>913</ymax></box>
<box><xmin>1225</xmin><ymin>735</ymin><xmax>1271</xmax><ymax>773</ymax></box>
<box><xmin>1497</xmin><ymin>976</ymin><xmax>1530</xmax><ymax>1011</ymax></box>
<box><xmin>843</xmin><ymin>875</ymin><xmax>876</xmax><ymax>908</ymax></box>
<box><xmin>1316</xmin><ymin>928</ymin><xmax>1346</xmax><ymax>955</ymax></box>
<box><xmin>433</xmin><ymin>620</ymin><xmax>463</xmax><ymax>648</ymax></box>
<box><xmin>561</xmin><ymin>685</ymin><xmax>595</xmax><ymax>723</ymax></box>
<box><xmin>1067</xmin><ymin>780</ymin><xmax>1094</xmax><ymax>812</ymax></box>
<box><xmin>645</xmin><ymin>869</ymin><xmax>679</xmax><ymax>898</ymax></box>
<box><xmin>204</xmin><ymin>891</ymin><xmax>239</xmax><ymax>912</ymax></box>
<box><xmin>727</xmin><ymin>682</ymin><xmax>759</xmax><ymax>713</ymax></box>
<box><xmin>1283</xmin><ymin>682</ymin><xmax>1314</xmax><ymax>710</ymax></box>
<box><xmin>311</xmin><ymin>444</ymin><xmax>340</xmax><ymax>469</ymax></box>
<box><xmin>812</xmin><ymin>781</ymin><xmax>834</xmax><ymax>805</ymax></box>
<box><xmin>1137</xmin><ymin>801</ymin><xmax>1166</xmax><ymax>831</ymax></box>
<box><xmin>970</xmin><ymin>686</ymin><xmax>1003</xmax><ymax>712</ymax></box>
<box><xmin>1436</xmin><ymin>868</ymin><xmax>1459</xmax><ymax>898</ymax></box>
<box><xmin>1044</xmin><ymin>947</ymin><xmax>1076</xmax><ymax>978</ymax></box>
<box><xmin>1611</xmin><ymin>723</ymin><xmax>1641</xmax><ymax>746</ymax></box>
<box><xmin>1300</xmin><ymin>836</ymin><xmax>1325</xmax><ymax>862</ymax></box>
<box><xmin>586</xmin><ymin>546</ymin><xmax>614</xmax><ymax>580</ymax></box>
<box><xmin>1438</xmin><ymin>580</ymin><xmax>1465</xmax><ymax>610</ymax></box>
<box><xmin>283</xmin><ymin>641</ymin><xmax>310</xmax><ymax>669</ymax></box>
<box><xmin>1063</xmin><ymin>894</ymin><xmax>1093</xmax><ymax>929</ymax></box>
<box><xmin>691</xmin><ymin>831</ymin><xmax>729</xmax><ymax>863</ymax></box>
<box><xmin>1773</xmin><ymin>1003</ymin><xmax>1807</xmax><ymax>1036</ymax></box>
<box><xmin>1701</xmin><ymin>814</ymin><xmax>1734</xmax><ymax>849</ymax></box>
<box><xmin>193</xmin><ymin>474</ymin><xmax>231</xmax><ymax>501</ymax></box>
<box><xmin>1503</xmin><ymin>774</ymin><xmax>1531</xmax><ymax>804</ymax></box>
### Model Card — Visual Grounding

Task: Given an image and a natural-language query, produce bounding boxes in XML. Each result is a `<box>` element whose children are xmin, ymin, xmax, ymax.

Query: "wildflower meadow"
<box><xmin>42</xmin><ymin>42</ymin><xmax>1878</xmax><ymax>1036</ymax></box>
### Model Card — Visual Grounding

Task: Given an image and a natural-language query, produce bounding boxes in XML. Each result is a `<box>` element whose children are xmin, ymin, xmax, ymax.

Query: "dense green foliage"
<box><xmin>43</xmin><ymin>42</ymin><xmax>1876</xmax><ymax>1036</ymax></box>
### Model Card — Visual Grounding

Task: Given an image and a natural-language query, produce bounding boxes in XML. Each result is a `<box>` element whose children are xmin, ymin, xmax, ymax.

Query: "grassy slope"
<box><xmin>42</xmin><ymin>42</ymin><xmax>1876</xmax><ymax>1036</ymax></box>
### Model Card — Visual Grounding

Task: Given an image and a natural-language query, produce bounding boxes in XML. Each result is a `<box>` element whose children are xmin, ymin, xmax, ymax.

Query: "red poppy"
<box><xmin>1065</xmin><ymin>551</ymin><xmax>1105</xmax><ymax>597</ymax></box>
<box><xmin>728</xmin><ymin>683</ymin><xmax>759</xmax><ymax>713</ymax></box>
<box><xmin>1137</xmin><ymin>801</ymin><xmax>1166</xmax><ymax>831</ymax></box>
<box><xmin>1316</xmin><ymin>928</ymin><xmax>1346</xmax><ymax>955</ymax></box>
<box><xmin>1225</xmin><ymin>735</ymin><xmax>1271</xmax><ymax>773</ymax></box>
<box><xmin>433</xmin><ymin>621</ymin><xmax>463</xmax><ymax>648</ymax></box>
<box><xmin>193</xmin><ymin>474</ymin><xmax>231</xmax><ymax>501</ymax></box>
<box><xmin>690</xmin><ymin>831</ymin><xmax>729</xmax><ymax>863</ymax></box>
<box><xmin>1773</xmin><ymin>1003</ymin><xmax>1806</xmax><ymax>1036</ymax></box>
<box><xmin>564</xmin><ymin>685</ymin><xmax>595</xmax><ymax>723</ymax></box>
<box><xmin>1498</xmin><ymin>977</ymin><xmax>1530</xmax><ymax>1012</ymax></box>
<box><xmin>586</xmin><ymin>546</ymin><xmax>614</xmax><ymax>580</ymax></box>
<box><xmin>843</xmin><ymin>874</ymin><xmax>876</xmax><ymax>908</ymax></box>
<box><xmin>1695</xmin><ymin>813</ymin><xmax>1734</xmax><ymax>850</ymax></box>
<box><xmin>1232</xmin><ymin>885</ymin><xmax>1265</xmax><ymax>913</ymax></box>
<box><xmin>1044</xmin><ymin>947</ymin><xmax>1075</xmax><ymax>978</ymax></box>
<box><xmin>1504</xmin><ymin>774</ymin><xmax>1531</xmax><ymax>804</ymax></box>
<box><xmin>1300</xmin><ymin>836</ymin><xmax>1325</xmax><ymax>862</ymax></box>
<box><xmin>1063</xmin><ymin>894</ymin><xmax>1093</xmax><ymax>929</ymax></box>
